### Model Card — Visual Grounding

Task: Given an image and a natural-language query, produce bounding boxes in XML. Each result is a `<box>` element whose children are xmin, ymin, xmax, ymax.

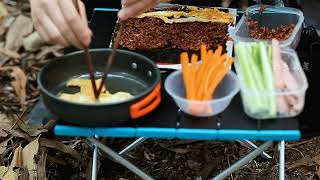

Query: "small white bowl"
<box><xmin>164</xmin><ymin>70</ymin><xmax>240</xmax><ymax>117</ymax></box>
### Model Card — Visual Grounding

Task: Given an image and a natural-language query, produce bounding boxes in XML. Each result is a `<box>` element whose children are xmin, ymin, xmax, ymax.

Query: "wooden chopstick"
<box><xmin>96</xmin><ymin>21</ymin><xmax>126</xmax><ymax>98</ymax></box>
<box><xmin>84</xmin><ymin>48</ymin><xmax>99</xmax><ymax>99</ymax></box>
<box><xmin>73</xmin><ymin>0</ymin><xmax>98</xmax><ymax>99</ymax></box>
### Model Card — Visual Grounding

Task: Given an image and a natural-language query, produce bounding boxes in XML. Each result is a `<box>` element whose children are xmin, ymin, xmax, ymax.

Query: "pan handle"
<box><xmin>130</xmin><ymin>83</ymin><xmax>161</xmax><ymax>119</ymax></box>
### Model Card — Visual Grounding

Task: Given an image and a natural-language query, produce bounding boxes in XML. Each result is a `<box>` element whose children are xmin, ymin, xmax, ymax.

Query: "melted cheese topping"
<box><xmin>58</xmin><ymin>79</ymin><xmax>133</xmax><ymax>104</ymax></box>
<box><xmin>137</xmin><ymin>6</ymin><xmax>234</xmax><ymax>24</ymax></box>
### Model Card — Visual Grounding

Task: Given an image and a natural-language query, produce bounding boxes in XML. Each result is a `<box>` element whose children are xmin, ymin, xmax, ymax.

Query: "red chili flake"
<box><xmin>247</xmin><ymin>19</ymin><xmax>295</xmax><ymax>41</ymax></box>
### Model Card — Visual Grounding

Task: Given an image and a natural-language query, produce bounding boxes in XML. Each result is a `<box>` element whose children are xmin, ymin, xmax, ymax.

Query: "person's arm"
<box><xmin>29</xmin><ymin>0</ymin><xmax>92</xmax><ymax>49</ymax></box>
<box><xmin>118</xmin><ymin>0</ymin><xmax>172</xmax><ymax>20</ymax></box>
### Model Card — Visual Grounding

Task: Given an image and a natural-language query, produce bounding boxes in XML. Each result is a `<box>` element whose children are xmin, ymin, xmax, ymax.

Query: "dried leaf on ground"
<box><xmin>316</xmin><ymin>167</ymin><xmax>320</xmax><ymax>179</ymax></box>
<box><xmin>168</xmin><ymin>148</ymin><xmax>196</xmax><ymax>154</ymax></box>
<box><xmin>85</xmin><ymin>159</ymin><xmax>93</xmax><ymax>180</ymax></box>
<box><xmin>0</xmin><ymin>1</ymin><xmax>8</xmax><ymax>20</ymax></box>
<box><xmin>39</xmin><ymin>138</ymin><xmax>81</xmax><ymax>160</ymax></box>
<box><xmin>10</xmin><ymin>145</ymin><xmax>22</xmax><ymax>169</ymax></box>
<box><xmin>2</xmin><ymin>168</ymin><xmax>18</xmax><ymax>180</ymax></box>
<box><xmin>0</xmin><ymin>66</ymin><xmax>27</xmax><ymax>104</ymax></box>
<box><xmin>144</xmin><ymin>150</ymin><xmax>151</xmax><ymax>161</ymax></box>
<box><xmin>288</xmin><ymin>153</ymin><xmax>320</xmax><ymax>174</ymax></box>
<box><xmin>10</xmin><ymin>67</ymin><xmax>27</xmax><ymax>104</ymax></box>
<box><xmin>0</xmin><ymin>114</ymin><xmax>14</xmax><ymax>138</ymax></box>
<box><xmin>2</xmin><ymin>16</ymin><xmax>15</xmax><ymax>30</ymax></box>
<box><xmin>22</xmin><ymin>137</ymin><xmax>39</xmax><ymax>180</ymax></box>
<box><xmin>46</xmin><ymin>155</ymin><xmax>67</xmax><ymax>166</ymax></box>
<box><xmin>0</xmin><ymin>48</ymin><xmax>21</xmax><ymax>59</ymax></box>
<box><xmin>5</xmin><ymin>15</ymin><xmax>33</xmax><ymax>51</ymax></box>
<box><xmin>70</xmin><ymin>139</ymin><xmax>82</xmax><ymax>149</ymax></box>
<box><xmin>36</xmin><ymin>147</ymin><xmax>46</xmax><ymax>180</ymax></box>
<box><xmin>35</xmin><ymin>45</ymin><xmax>64</xmax><ymax>60</ymax></box>
<box><xmin>288</xmin><ymin>156</ymin><xmax>316</xmax><ymax>170</ymax></box>
<box><xmin>18</xmin><ymin>123</ymin><xmax>47</xmax><ymax>137</ymax></box>
<box><xmin>0</xmin><ymin>166</ymin><xmax>8</xmax><ymax>178</ymax></box>
<box><xmin>43</xmin><ymin>119</ymin><xmax>56</xmax><ymax>130</ymax></box>
<box><xmin>9</xmin><ymin>129</ymin><xmax>33</xmax><ymax>142</ymax></box>
<box><xmin>0</xmin><ymin>137</ymin><xmax>11</xmax><ymax>154</ymax></box>
<box><xmin>23</xmin><ymin>32</ymin><xmax>44</xmax><ymax>52</ymax></box>
<box><xmin>0</xmin><ymin>26</ymin><xmax>4</xmax><ymax>36</ymax></box>
<box><xmin>312</xmin><ymin>154</ymin><xmax>320</xmax><ymax>165</ymax></box>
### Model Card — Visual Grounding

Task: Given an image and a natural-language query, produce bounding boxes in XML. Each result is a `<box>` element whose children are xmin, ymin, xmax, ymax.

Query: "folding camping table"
<box><xmin>27</xmin><ymin>1</ymin><xmax>320</xmax><ymax>179</ymax></box>
<box><xmin>28</xmin><ymin>68</ymin><xmax>301</xmax><ymax>180</ymax></box>
<box><xmin>28</xmin><ymin>78</ymin><xmax>299</xmax><ymax>179</ymax></box>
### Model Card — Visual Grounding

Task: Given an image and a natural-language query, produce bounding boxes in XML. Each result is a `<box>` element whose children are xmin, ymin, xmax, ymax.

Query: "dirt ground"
<box><xmin>90</xmin><ymin>138</ymin><xmax>320</xmax><ymax>180</ymax></box>
<box><xmin>0</xmin><ymin>1</ymin><xmax>320</xmax><ymax>180</ymax></box>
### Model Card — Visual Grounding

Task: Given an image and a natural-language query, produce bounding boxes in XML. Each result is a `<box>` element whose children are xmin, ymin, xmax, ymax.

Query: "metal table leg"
<box><xmin>279</xmin><ymin>141</ymin><xmax>285</xmax><ymax>180</ymax></box>
<box><xmin>92</xmin><ymin>144</ymin><xmax>99</xmax><ymax>180</ymax></box>
<box><xmin>212</xmin><ymin>141</ymin><xmax>273</xmax><ymax>180</ymax></box>
<box><xmin>88</xmin><ymin>138</ymin><xmax>154</xmax><ymax>180</ymax></box>
<box><xmin>237</xmin><ymin>140</ymin><xmax>272</xmax><ymax>159</ymax></box>
<box><xmin>119</xmin><ymin>137</ymin><xmax>147</xmax><ymax>156</ymax></box>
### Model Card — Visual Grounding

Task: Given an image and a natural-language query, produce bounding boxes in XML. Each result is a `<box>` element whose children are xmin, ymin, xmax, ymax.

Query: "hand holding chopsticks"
<box><xmin>73</xmin><ymin>0</ymin><xmax>126</xmax><ymax>100</ymax></box>
<box><xmin>29</xmin><ymin>0</ymin><xmax>92</xmax><ymax>49</ymax></box>
<box><xmin>72</xmin><ymin>0</ymin><xmax>99</xmax><ymax>99</ymax></box>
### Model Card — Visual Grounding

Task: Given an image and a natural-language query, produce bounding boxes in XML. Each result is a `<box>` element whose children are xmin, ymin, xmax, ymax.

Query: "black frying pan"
<box><xmin>37</xmin><ymin>49</ymin><xmax>161</xmax><ymax>126</ymax></box>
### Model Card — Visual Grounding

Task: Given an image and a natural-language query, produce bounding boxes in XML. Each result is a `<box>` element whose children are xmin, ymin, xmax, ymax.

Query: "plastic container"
<box><xmin>232</xmin><ymin>4</ymin><xmax>304</xmax><ymax>49</ymax></box>
<box><xmin>164</xmin><ymin>70</ymin><xmax>240</xmax><ymax>117</ymax></box>
<box><xmin>234</xmin><ymin>48</ymin><xmax>308</xmax><ymax>119</ymax></box>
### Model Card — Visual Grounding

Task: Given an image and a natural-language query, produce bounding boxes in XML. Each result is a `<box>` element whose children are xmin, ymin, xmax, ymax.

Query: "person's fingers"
<box><xmin>121</xmin><ymin>0</ymin><xmax>139</xmax><ymax>7</ymax></box>
<box><xmin>30</xmin><ymin>0</ymin><xmax>50</xmax><ymax>42</ymax></box>
<box><xmin>78</xmin><ymin>0</ymin><xmax>92</xmax><ymax>38</ymax></box>
<box><xmin>45</xmin><ymin>0</ymin><xmax>82</xmax><ymax>48</ymax></box>
<box><xmin>118</xmin><ymin>0</ymin><xmax>157</xmax><ymax>20</ymax></box>
<box><xmin>36</xmin><ymin>13</ymin><xmax>70</xmax><ymax>47</ymax></box>
<box><xmin>58</xmin><ymin>0</ymin><xmax>92</xmax><ymax>47</ymax></box>
<box><xmin>78</xmin><ymin>0</ymin><xmax>88</xmax><ymax>23</ymax></box>
<box><xmin>32</xmin><ymin>15</ymin><xmax>50</xmax><ymax>43</ymax></box>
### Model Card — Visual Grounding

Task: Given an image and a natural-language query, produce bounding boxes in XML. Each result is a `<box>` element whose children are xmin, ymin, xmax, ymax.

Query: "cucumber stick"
<box><xmin>235</xmin><ymin>42</ymin><xmax>276</xmax><ymax>118</ymax></box>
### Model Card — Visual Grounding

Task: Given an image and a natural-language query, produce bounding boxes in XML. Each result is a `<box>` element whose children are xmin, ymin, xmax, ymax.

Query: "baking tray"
<box><xmin>109</xmin><ymin>4</ymin><xmax>237</xmax><ymax>70</ymax></box>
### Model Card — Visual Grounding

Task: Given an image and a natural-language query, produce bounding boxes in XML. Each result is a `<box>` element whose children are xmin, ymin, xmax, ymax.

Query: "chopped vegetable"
<box><xmin>180</xmin><ymin>44</ymin><xmax>235</xmax><ymax>114</ymax></box>
<box><xmin>236</xmin><ymin>39</ymin><xmax>305</xmax><ymax>119</ymax></box>
<box><xmin>235</xmin><ymin>41</ymin><xmax>276</xmax><ymax>118</ymax></box>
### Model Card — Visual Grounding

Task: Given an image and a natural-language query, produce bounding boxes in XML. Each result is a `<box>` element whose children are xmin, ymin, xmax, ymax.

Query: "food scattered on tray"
<box><xmin>58</xmin><ymin>79</ymin><xmax>133</xmax><ymax>104</ymax></box>
<box><xmin>118</xmin><ymin>6</ymin><xmax>234</xmax><ymax>52</ymax></box>
<box><xmin>248</xmin><ymin>19</ymin><xmax>295</xmax><ymax>40</ymax></box>
<box><xmin>181</xmin><ymin>44</ymin><xmax>235</xmax><ymax>114</ymax></box>
<box><xmin>235</xmin><ymin>39</ymin><xmax>307</xmax><ymax>119</ymax></box>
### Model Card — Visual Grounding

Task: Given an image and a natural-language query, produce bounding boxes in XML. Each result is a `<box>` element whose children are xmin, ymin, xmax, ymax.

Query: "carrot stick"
<box><xmin>181</xmin><ymin>52</ymin><xmax>191</xmax><ymax>99</ymax></box>
<box><xmin>203</xmin><ymin>53</ymin><xmax>227</xmax><ymax>94</ymax></box>
<box><xmin>195</xmin><ymin>50</ymin><xmax>213</xmax><ymax>100</ymax></box>
<box><xmin>200</xmin><ymin>44</ymin><xmax>207</xmax><ymax>63</ymax></box>
<box><xmin>190</xmin><ymin>54</ymin><xmax>198</xmax><ymax>100</ymax></box>
<box><xmin>204</xmin><ymin>57</ymin><xmax>235</xmax><ymax>100</ymax></box>
<box><xmin>216</xmin><ymin>45</ymin><xmax>223</xmax><ymax>56</ymax></box>
<box><xmin>195</xmin><ymin>49</ymin><xmax>211</xmax><ymax>83</ymax></box>
<box><xmin>200</xmin><ymin>51</ymin><xmax>227</xmax><ymax>100</ymax></box>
